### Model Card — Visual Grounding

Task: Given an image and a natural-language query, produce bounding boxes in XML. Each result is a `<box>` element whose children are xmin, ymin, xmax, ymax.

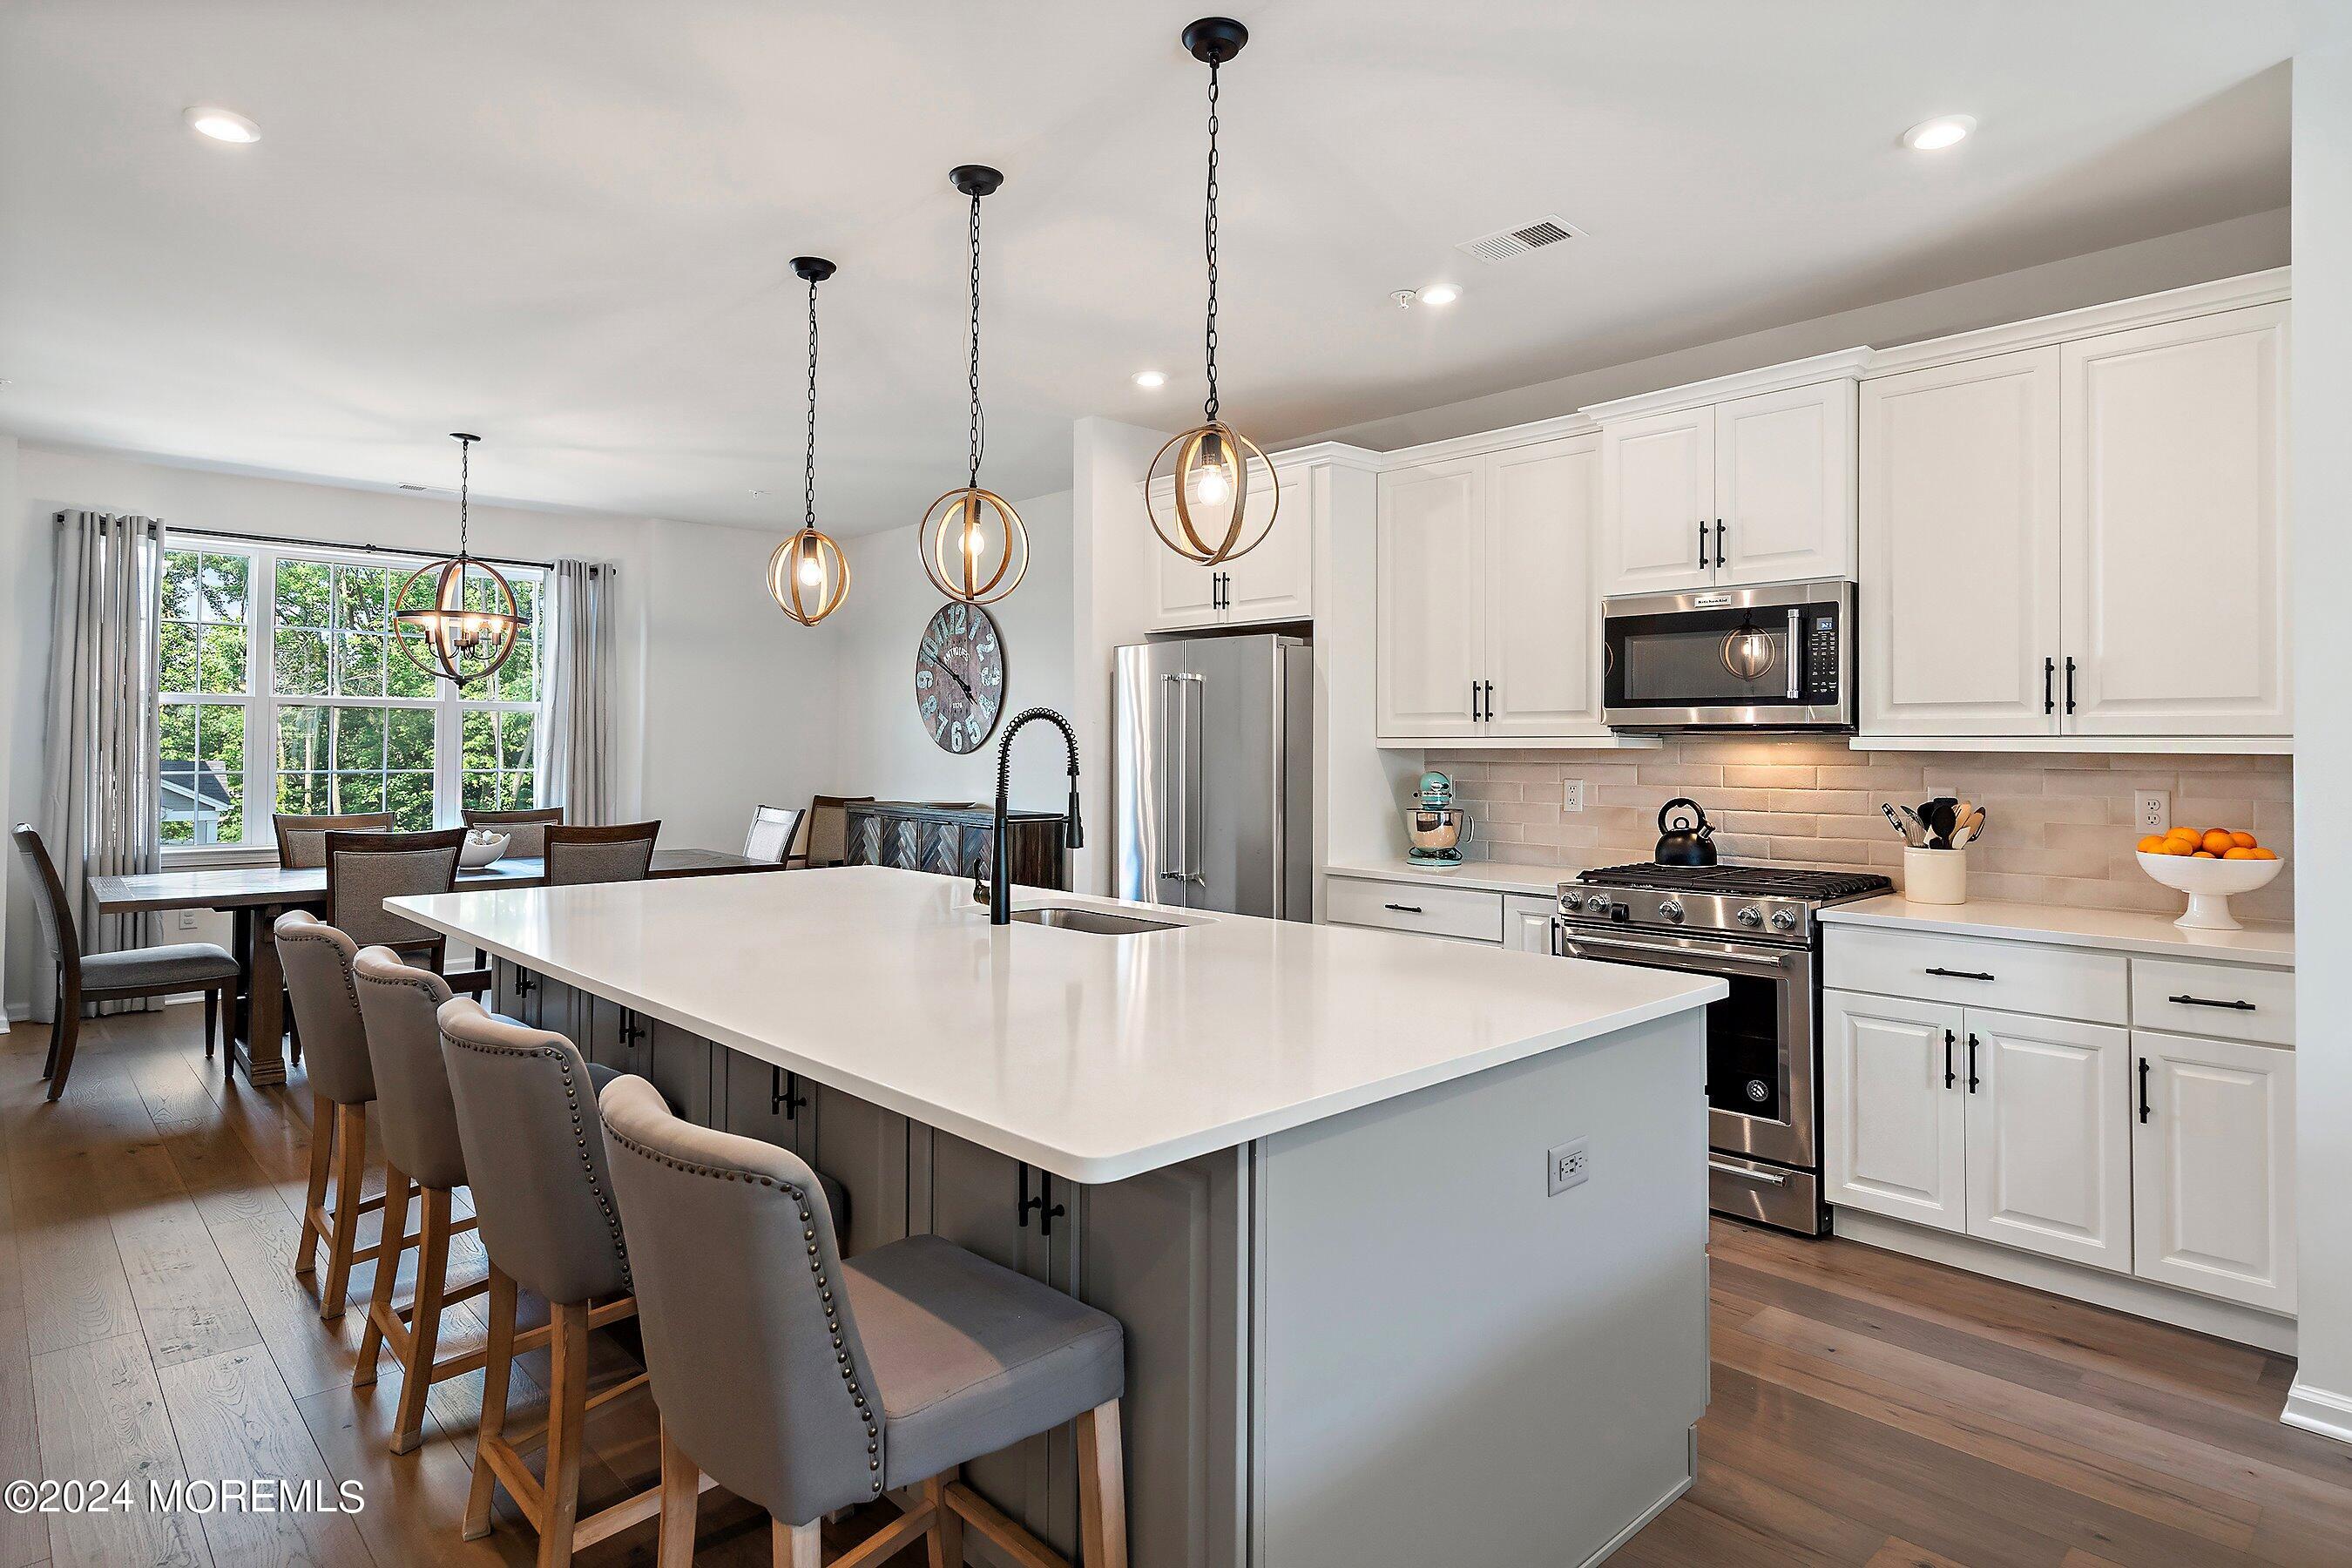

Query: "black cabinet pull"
<box><xmin>1383</xmin><ymin>902</ymin><xmax>1425</xmax><ymax>915</ymax></box>
<box><xmin>1470</xmin><ymin>679</ymin><xmax>1480</xmax><ymax>721</ymax></box>
<box><xmin>1714</xmin><ymin>518</ymin><xmax>1726</xmax><ymax>568</ymax></box>
<box><xmin>1697</xmin><ymin>520</ymin><xmax>1709</xmax><ymax>570</ymax></box>
<box><xmin>1924</xmin><ymin>966</ymin><xmax>1996</xmax><ymax>981</ymax></box>
<box><xmin>2044</xmin><ymin>657</ymin><xmax>2056</xmax><ymax>716</ymax></box>
<box><xmin>515</xmin><ymin>970</ymin><xmax>537</xmax><ymax>997</ymax></box>
<box><xmin>2168</xmin><ymin>993</ymin><xmax>2256</xmax><ymax>1011</ymax></box>
<box><xmin>1017</xmin><ymin>1163</ymin><xmax>1065</xmax><ymax>1236</ymax></box>
<box><xmin>2138</xmin><ymin>1057</ymin><xmax>2153</xmax><ymax>1124</ymax></box>
<box><xmin>2065</xmin><ymin>656</ymin><xmax>2078</xmax><ymax>715</ymax></box>
<box><xmin>1965</xmin><ymin>1033</ymin><xmax>1981</xmax><ymax>1093</ymax></box>
<box><xmin>619</xmin><ymin>1010</ymin><xmax>647</xmax><ymax>1046</ymax></box>
<box><xmin>770</xmin><ymin>1065</ymin><xmax>808</xmax><ymax>1120</ymax></box>
<box><xmin>1943</xmin><ymin>1028</ymin><xmax>1957</xmax><ymax>1090</ymax></box>
<box><xmin>1483</xmin><ymin>680</ymin><xmax>1495</xmax><ymax>722</ymax></box>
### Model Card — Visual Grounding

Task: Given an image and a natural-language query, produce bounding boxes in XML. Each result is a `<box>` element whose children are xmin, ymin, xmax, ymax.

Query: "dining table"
<box><xmin>88</xmin><ymin>848</ymin><xmax>782</xmax><ymax>1088</ymax></box>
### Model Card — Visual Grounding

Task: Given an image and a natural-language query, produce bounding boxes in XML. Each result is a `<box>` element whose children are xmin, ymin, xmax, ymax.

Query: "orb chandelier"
<box><xmin>1146</xmin><ymin>17</ymin><xmax>1279</xmax><ymax>566</ymax></box>
<box><xmin>920</xmin><ymin>166</ymin><xmax>1030</xmax><ymax>605</ymax></box>
<box><xmin>768</xmin><ymin>256</ymin><xmax>852</xmax><ymax>626</ymax></box>
<box><xmin>392</xmin><ymin>433</ymin><xmax>524</xmax><ymax>687</ymax></box>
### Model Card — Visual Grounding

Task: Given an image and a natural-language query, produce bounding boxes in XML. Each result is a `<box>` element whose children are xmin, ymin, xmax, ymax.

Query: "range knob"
<box><xmin>1735</xmin><ymin>906</ymin><xmax>1763</xmax><ymax>928</ymax></box>
<box><xmin>1559</xmin><ymin>893</ymin><xmax>1585</xmax><ymax>913</ymax></box>
<box><xmin>1657</xmin><ymin>898</ymin><xmax>1685</xmax><ymax>923</ymax></box>
<box><xmin>1770</xmin><ymin>909</ymin><xmax>1800</xmax><ymax>932</ymax></box>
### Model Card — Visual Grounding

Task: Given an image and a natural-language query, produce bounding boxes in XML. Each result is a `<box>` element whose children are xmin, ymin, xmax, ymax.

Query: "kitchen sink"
<box><xmin>1010</xmin><ymin>906</ymin><xmax>1181</xmax><ymax>936</ymax></box>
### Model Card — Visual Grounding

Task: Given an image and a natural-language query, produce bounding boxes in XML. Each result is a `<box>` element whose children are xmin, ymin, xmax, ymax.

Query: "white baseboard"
<box><xmin>1832</xmin><ymin>1208</ymin><xmax>2296</xmax><ymax>1355</ymax></box>
<box><xmin>2283</xmin><ymin>1379</ymin><xmax>2352</xmax><ymax>1448</ymax></box>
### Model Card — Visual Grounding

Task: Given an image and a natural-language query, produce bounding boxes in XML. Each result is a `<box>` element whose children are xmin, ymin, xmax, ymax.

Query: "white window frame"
<box><xmin>157</xmin><ymin>535</ymin><xmax>548</xmax><ymax>867</ymax></box>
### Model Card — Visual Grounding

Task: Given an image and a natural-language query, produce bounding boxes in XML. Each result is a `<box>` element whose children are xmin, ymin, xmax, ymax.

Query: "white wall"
<box><xmin>0</xmin><ymin>436</ymin><xmax>18</xmax><ymax>1031</ymax></box>
<box><xmin>2288</xmin><ymin>30</ymin><xmax>2352</xmax><ymax>1448</ymax></box>
<box><xmin>827</xmin><ymin>491</ymin><xmax>1077</xmax><ymax>812</ymax></box>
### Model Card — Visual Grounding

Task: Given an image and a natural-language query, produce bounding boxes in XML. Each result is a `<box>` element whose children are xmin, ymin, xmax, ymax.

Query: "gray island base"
<box><xmin>393</xmin><ymin>868</ymin><xmax>1718</xmax><ymax>1567</ymax></box>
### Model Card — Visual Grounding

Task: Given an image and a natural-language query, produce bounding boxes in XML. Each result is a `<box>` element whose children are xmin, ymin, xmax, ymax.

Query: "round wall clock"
<box><xmin>915</xmin><ymin>601</ymin><xmax>1005</xmax><ymax>754</ymax></box>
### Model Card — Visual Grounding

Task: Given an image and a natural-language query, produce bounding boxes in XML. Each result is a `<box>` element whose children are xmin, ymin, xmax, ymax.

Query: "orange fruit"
<box><xmin>2193</xmin><ymin>850</ymin><xmax>2218</xmax><ymax>859</ymax></box>
<box><xmin>2229</xmin><ymin>830</ymin><xmax>2257</xmax><ymax>849</ymax></box>
<box><xmin>2166</xmin><ymin>827</ymin><xmax>2200</xmax><ymax>845</ymax></box>
<box><xmin>2223</xmin><ymin>847</ymin><xmax>2258</xmax><ymax>860</ymax></box>
<box><xmin>2200</xmin><ymin>828</ymin><xmax>2236</xmax><ymax>855</ymax></box>
<box><xmin>2159</xmin><ymin>839</ymin><xmax>2195</xmax><ymax>856</ymax></box>
<box><xmin>2136</xmin><ymin>834</ymin><xmax>2167</xmax><ymax>855</ymax></box>
<box><xmin>2248</xmin><ymin>847</ymin><xmax>2278</xmax><ymax>861</ymax></box>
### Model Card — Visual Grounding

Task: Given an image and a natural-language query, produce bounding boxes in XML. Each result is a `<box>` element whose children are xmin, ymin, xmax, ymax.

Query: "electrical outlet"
<box><xmin>1546</xmin><ymin>1137</ymin><xmax>1590</xmax><ymax>1196</ymax></box>
<box><xmin>1562</xmin><ymin>780</ymin><xmax>1585</xmax><ymax>814</ymax></box>
<box><xmin>2135</xmin><ymin>790</ymin><xmax>2171</xmax><ymax>833</ymax></box>
<box><xmin>176</xmin><ymin>910</ymin><xmax>199</xmax><ymax>931</ymax></box>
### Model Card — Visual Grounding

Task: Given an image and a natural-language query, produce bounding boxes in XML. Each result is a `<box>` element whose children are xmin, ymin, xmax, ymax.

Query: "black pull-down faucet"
<box><xmin>977</xmin><ymin>707</ymin><xmax>1085</xmax><ymax>925</ymax></box>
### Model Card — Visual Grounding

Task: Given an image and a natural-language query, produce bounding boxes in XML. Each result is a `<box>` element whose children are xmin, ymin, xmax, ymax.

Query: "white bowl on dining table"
<box><xmin>460</xmin><ymin>830</ymin><xmax>511</xmax><ymax>868</ymax></box>
<box><xmin>2135</xmin><ymin>848</ymin><xmax>2284</xmax><ymax>931</ymax></box>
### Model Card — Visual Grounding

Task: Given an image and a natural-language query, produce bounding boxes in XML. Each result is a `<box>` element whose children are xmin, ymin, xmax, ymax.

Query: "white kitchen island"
<box><xmin>391</xmin><ymin>865</ymin><xmax>1724</xmax><ymax>1568</ymax></box>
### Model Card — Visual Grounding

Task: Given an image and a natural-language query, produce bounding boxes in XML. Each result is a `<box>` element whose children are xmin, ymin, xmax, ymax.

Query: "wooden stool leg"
<box><xmin>465</xmin><ymin>1265</ymin><xmax>518</xmax><ymax>1540</ymax></box>
<box><xmin>655</xmin><ymin>1418</ymin><xmax>702</xmax><ymax>1568</ymax></box>
<box><xmin>1077</xmin><ymin>1400</ymin><xmax>1128</xmax><ymax>1568</ymax></box>
<box><xmin>295</xmin><ymin>1091</ymin><xmax>335</xmax><ymax>1281</ymax></box>
<box><xmin>203</xmin><ymin>988</ymin><xmax>219</xmax><ymax>1060</ymax></box>
<box><xmin>355</xmin><ymin>1166</ymin><xmax>412</xmax><ymax>1387</ymax></box>
<box><xmin>771</xmin><ymin>1517</ymin><xmax>821</xmax><ymax>1568</ymax></box>
<box><xmin>537</xmin><ymin>1301</ymin><xmax>590</xmax><ymax>1568</ymax></box>
<box><xmin>925</xmin><ymin>1471</ymin><xmax>962</xmax><ymax>1568</ymax></box>
<box><xmin>318</xmin><ymin>1103</ymin><xmax>368</xmax><ymax>1319</ymax></box>
<box><xmin>390</xmin><ymin>1185</ymin><xmax>451</xmax><ymax>1456</ymax></box>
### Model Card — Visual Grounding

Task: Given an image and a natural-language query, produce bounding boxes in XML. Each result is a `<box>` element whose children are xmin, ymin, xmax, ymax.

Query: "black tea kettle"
<box><xmin>1654</xmin><ymin>797</ymin><xmax>1718</xmax><ymax>867</ymax></box>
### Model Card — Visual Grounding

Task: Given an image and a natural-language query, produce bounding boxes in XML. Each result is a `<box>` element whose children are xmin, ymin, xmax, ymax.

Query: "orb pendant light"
<box><xmin>392</xmin><ymin>433</ymin><xmax>524</xmax><ymax>687</ymax></box>
<box><xmin>921</xmin><ymin>166</ymin><xmax>1030</xmax><ymax>605</ymax></box>
<box><xmin>1146</xmin><ymin>17</ymin><xmax>1278</xmax><ymax>566</ymax></box>
<box><xmin>768</xmin><ymin>257</ymin><xmax>852</xmax><ymax>626</ymax></box>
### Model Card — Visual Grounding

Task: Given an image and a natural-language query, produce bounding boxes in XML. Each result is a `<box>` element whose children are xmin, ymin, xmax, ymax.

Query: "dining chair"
<box><xmin>787</xmin><ymin>794</ymin><xmax>872</xmax><ymax>869</ymax></box>
<box><xmin>599</xmin><ymin>1077</ymin><xmax>1131</xmax><ymax>1568</ymax></box>
<box><xmin>12</xmin><ymin>824</ymin><xmax>238</xmax><ymax>1101</ymax></box>
<box><xmin>436</xmin><ymin>998</ymin><xmax>700</xmax><ymax>1563</ymax></box>
<box><xmin>275</xmin><ymin>910</ymin><xmax>393</xmax><ymax>1319</ymax></box>
<box><xmin>463</xmin><ymin>805</ymin><xmax>565</xmax><ymax>861</ymax></box>
<box><xmin>544</xmin><ymin>821</ymin><xmax>660</xmax><ymax>888</ymax></box>
<box><xmin>742</xmin><ymin>804</ymin><xmax>806</xmax><ymax>866</ymax></box>
<box><xmin>321</xmin><ymin>827</ymin><xmax>488</xmax><ymax>990</ymax></box>
<box><xmin>274</xmin><ymin>810</ymin><xmax>394</xmax><ymax>868</ymax></box>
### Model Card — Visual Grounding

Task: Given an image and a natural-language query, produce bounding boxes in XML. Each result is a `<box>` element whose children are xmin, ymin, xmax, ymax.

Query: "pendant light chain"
<box><xmin>802</xmin><ymin>274</ymin><xmax>820</xmax><ymax>529</ymax></box>
<box><xmin>967</xmin><ymin>187</ymin><xmax>985</xmax><ymax>489</ymax></box>
<box><xmin>1202</xmin><ymin>58</ymin><xmax>1221</xmax><ymax>424</ymax></box>
<box><xmin>456</xmin><ymin>435</ymin><xmax>471</xmax><ymax>555</ymax></box>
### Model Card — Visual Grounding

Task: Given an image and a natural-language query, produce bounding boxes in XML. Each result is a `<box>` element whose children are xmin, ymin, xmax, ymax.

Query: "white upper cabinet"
<box><xmin>1484</xmin><ymin>436</ymin><xmax>1603</xmax><ymax>734</ymax></box>
<box><xmin>1860</xmin><ymin>348</ymin><xmax>2063</xmax><ymax>736</ymax></box>
<box><xmin>1713</xmin><ymin>381</ymin><xmax>1857</xmax><ymax>586</ymax></box>
<box><xmin>1152</xmin><ymin>551</ymin><xmax>1221</xmax><ymax>631</ymax></box>
<box><xmin>1146</xmin><ymin>456</ymin><xmax>1315</xmax><ymax>632</ymax></box>
<box><xmin>1376</xmin><ymin>458</ymin><xmax>1485</xmax><ymax>739</ymax></box>
<box><xmin>2060</xmin><ymin>304</ymin><xmax>2290</xmax><ymax>736</ymax></box>
<box><xmin>1599</xmin><ymin>406</ymin><xmax>1713</xmax><ymax>595</ymax></box>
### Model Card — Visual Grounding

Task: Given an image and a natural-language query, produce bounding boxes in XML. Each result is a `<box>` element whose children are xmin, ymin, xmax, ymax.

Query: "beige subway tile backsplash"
<box><xmin>1429</xmin><ymin>740</ymin><xmax>2294</xmax><ymax>923</ymax></box>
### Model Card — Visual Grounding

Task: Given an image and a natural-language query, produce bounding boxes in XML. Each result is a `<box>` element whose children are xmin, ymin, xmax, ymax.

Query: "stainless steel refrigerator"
<box><xmin>1112</xmin><ymin>633</ymin><xmax>1313</xmax><ymax>919</ymax></box>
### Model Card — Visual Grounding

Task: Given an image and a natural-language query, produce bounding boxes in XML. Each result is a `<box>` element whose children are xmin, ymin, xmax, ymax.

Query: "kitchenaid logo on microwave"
<box><xmin>1693</xmin><ymin>592</ymin><xmax>1734</xmax><ymax>607</ymax></box>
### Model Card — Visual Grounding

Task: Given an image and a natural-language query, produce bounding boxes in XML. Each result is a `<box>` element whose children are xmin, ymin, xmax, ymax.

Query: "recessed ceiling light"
<box><xmin>185</xmin><ymin>106</ymin><xmax>260</xmax><ymax>144</ymax></box>
<box><xmin>1132</xmin><ymin>370</ymin><xmax>1167</xmax><ymax>389</ymax></box>
<box><xmin>1902</xmin><ymin>114</ymin><xmax>1976</xmax><ymax>152</ymax></box>
<box><xmin>1419</xmin><ymin>283</ymin><xmax>1462</xmax><ymax>307</ymax></box>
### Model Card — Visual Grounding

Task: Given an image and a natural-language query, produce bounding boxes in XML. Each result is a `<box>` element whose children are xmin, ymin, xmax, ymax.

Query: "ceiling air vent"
<box><xmin>1456</xmin><ymin>214</ymin><xmax>1585</xmax><ymax>264</ymax></box>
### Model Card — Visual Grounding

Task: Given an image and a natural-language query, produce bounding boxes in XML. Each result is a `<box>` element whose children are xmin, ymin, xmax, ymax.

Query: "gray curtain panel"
<box><xmin>38</xmin><ymin>511</ymin><xmax>166</xmax><ymax>1019</ymax></box>
<box><xmin>542</xmin><ymin>558</ymin><xmax>613</xmax><ymax>826</ymax></box>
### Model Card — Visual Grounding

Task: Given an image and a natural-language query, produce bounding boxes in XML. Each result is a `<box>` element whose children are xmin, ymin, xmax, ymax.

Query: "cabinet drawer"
<box><xmin>2132</xmin><ymin>958</ymin><xmax>2294</xmax><ymax>1047</ymax></box>
<box><xmin>1325</xmin><ymin>877</ymin><xmax>1503</xmax><ymax>943</ymax></box>
<box><xmin>1824</xmin><ymin>926</ymin><xmax>2126</xmax><ymax>1024</ymax></box>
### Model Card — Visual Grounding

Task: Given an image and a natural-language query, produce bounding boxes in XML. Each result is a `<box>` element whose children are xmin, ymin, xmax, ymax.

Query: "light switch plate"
<box><xmin>1546</xmin><ymin>1137</ymin><xmax>1590</xmax><ymax>1196</ymax></box>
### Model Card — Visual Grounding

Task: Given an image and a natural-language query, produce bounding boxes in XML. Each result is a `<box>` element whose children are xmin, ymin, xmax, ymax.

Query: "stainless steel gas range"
<box><xmin>1553</xmin><ymin>862</ymin><xmax>1892</xmax><ymax>1234</ymax></box>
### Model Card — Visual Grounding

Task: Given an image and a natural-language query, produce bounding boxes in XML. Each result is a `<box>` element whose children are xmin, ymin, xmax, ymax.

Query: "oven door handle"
<box><xmin>1708</xmin><ymin>1159</ymin><xmax>1788</xmax><ymax>1186</ymax></box>
<box><xmin>1558</xmin><ymin>929</ymin><xmax>1804</xmax><ymax>977</ymax></box>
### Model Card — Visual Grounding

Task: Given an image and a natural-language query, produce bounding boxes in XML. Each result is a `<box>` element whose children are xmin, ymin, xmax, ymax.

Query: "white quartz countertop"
<box><xmin>1820</xmin><ymin>895</ymin><xmax>2295</xmax><ymax>968</ymax></box>
<box><xmin>1325</xmin><ymin>858</ymin><xmax>1575</xmax><ymax>898</ymax></box>
<box><xmin>390</xmin><ymin>866</ymin><xmax>1722</xmax><ymax>1184</ymax></box>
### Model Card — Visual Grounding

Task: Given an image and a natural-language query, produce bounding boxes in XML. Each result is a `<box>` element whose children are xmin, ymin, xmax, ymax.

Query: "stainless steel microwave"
<box><xmin>1601</xmin><ymin>578</ymin><xmax>1855</xmax><ymax>732</ymax></box>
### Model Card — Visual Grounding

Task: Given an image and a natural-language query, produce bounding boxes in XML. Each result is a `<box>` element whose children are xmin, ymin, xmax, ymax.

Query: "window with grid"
<box><xmin>157</xmin><ymin>539</ymin><xmax>546</xmax><ymax>854</ymax></box>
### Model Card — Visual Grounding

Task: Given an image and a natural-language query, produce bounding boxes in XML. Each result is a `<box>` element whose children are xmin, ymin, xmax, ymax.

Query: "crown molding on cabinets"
<box><xmin>1862</xmin><ymin>267</ymin><xmax>2292</xmax><ymax>378</ymax></box>
<box><xmin>1579</xmin><ymin>347</ymin><xmax>1876</xmax><ymax>425</ymax></box>
<box><xmin>1361</xmin><ymin>411</ymin><xmax>1603</xmax><ymax>470</ymax></box>
<box><xmin>1262</xmin><ymin>439</ymin><xmax>1386</xmax><ymax>472</ymax></box>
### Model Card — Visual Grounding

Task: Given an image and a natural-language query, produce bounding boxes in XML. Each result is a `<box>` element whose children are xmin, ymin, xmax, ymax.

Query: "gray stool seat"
<box><xmin>846</xmin><ymin>1233</ymin><xmax>1123</xmax><ymax>1489</ymax></box>
<box><xmin>81</xmin><ymin>942</ymin><xmax>240</xmax><ymax>990</ymax></box>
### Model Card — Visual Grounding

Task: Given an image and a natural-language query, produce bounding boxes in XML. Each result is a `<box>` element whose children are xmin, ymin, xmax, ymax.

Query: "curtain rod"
<box><xmin>158</xmin><ymin>523</ymin><xmax>611</xmax><ymax>577</ymax></box>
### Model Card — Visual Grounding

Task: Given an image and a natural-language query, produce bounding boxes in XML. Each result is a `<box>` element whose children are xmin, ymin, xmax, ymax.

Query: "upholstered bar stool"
<box><xmin>348</xmin><ymin>946</ymin><xmax>500</xmax><ymax>1455</ymax></box>
<box><xmin>276</xmin><ymin>910</ymin><xmax>395</xmax><ymax>1319</ymax></box>
<box><xmin>598</xmin><ymin>1078</ymin><xmax>1130</xmax><ymax>1568</ymax></box>
<box><xmin>436</xmin><ymin>998</ymin><xmax>688</xmax><ymax>1565</ymax></box>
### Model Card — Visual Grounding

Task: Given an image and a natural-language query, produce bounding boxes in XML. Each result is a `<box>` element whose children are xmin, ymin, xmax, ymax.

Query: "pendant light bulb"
<box><xmin>920</xmin><ymin>166</ymin><xmax>1031</xmax><ymax>606</ymax></box>
<box><xmin>1146</xmin><ymin>18</ymin><xmax>1281</xmax><ymax>566</ymax></box>
<box><xmin>769</xmin><ymin>257</ymin><xmax>852</xmax><ymax>626</ymax></box>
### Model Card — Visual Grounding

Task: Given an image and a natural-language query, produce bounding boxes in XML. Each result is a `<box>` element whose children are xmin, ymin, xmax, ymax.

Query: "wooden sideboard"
<box><xmin>843</xmin><ymin>801</ymin><xmax>1071</xmax><ymax>891</ymax></box>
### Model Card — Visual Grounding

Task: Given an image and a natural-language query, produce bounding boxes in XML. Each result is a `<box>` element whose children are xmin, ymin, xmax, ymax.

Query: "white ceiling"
<box><xmin>0</xmin><ymin>2</ymin><xmax>2297</xmax><ymax>536</ymax></box>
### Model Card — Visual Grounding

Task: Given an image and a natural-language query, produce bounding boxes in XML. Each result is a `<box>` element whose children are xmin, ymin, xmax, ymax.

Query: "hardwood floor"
<box><xmin>2</xmin><ymin>1006</ymin><xmax>2349</xmax><ymax>1566</ymax></box>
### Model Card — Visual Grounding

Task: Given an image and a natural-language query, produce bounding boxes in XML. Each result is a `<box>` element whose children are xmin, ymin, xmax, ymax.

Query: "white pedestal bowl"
<box><xmin>2135</xmin><ymin>850</ymin><xmax>2284</xmax><ymax>931</ymax></box>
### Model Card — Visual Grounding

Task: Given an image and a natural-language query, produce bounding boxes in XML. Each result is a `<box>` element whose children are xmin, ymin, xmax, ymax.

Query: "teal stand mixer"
<box><xmin>1406</xmin><ymin>771</ymin><xmax>1473</xmax><ymax>866</ymax></box>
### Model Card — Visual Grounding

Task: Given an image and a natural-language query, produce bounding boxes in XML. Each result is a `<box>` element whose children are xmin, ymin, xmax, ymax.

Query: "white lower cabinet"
<box><xmin>1963</xmin><ymin>1009</ymin><xmax>2131</xmax><ymax>1272</ymax></box>
<box><xmin>2131</xmin><ymin>1029</ymin><xmax>2296</xmax><ymax>1313</ymax></box>
<box><xmin>1823</xmin><ymin>991</ymin><xmax>1968</xmax><ymax>1233</ymax></box>
<box><xmin>1504</xmin><ymin>894</ymin><xmax>1556</xmax><ymax>953</ymax></box>
<box><xmin>1323</xmin><ymin>878</ymin><xmax>1559</xmax><ymax>952</ymax></box>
